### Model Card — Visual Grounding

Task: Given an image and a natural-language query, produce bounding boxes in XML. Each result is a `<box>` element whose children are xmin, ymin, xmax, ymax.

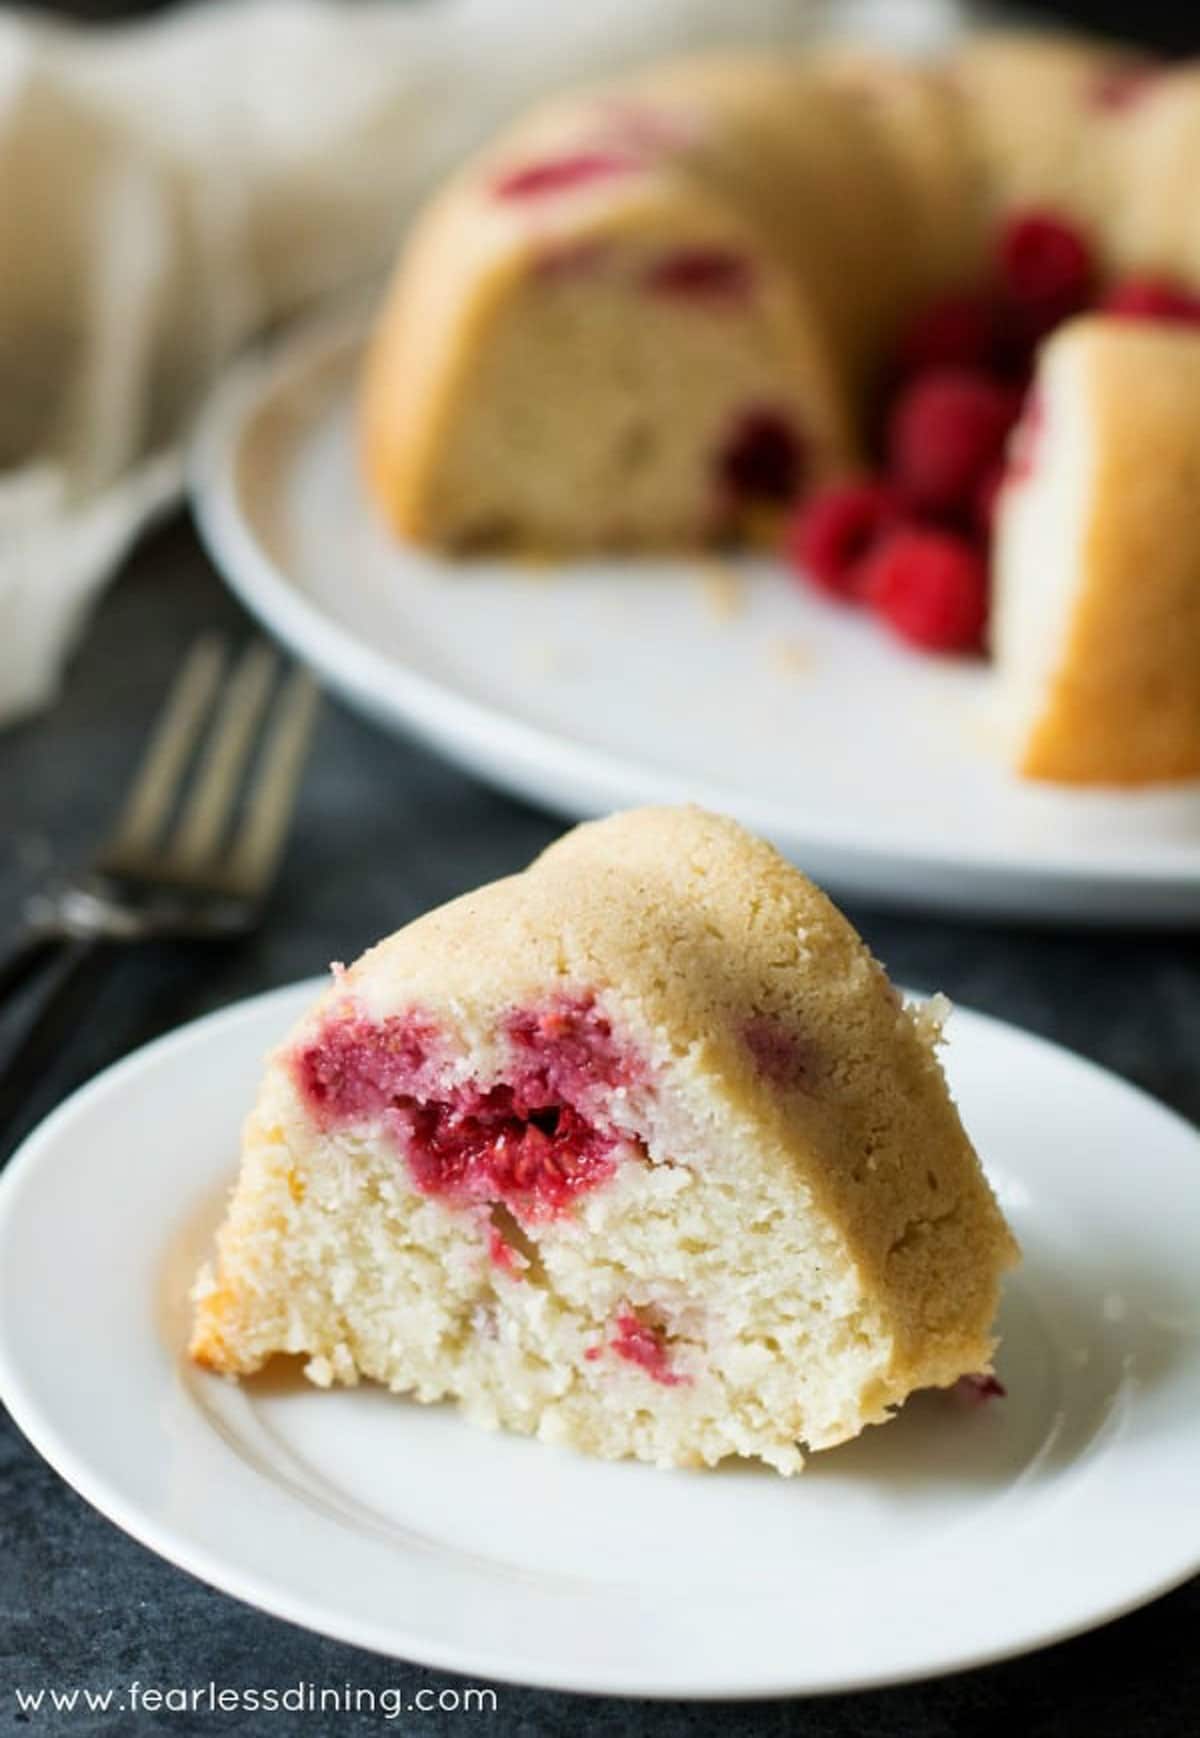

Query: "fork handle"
<box><xmin>0</xmin><ymin>926</ymin><xmax>65</xmax><ymax>1005</ymax></box>
<box><xmin>0</xmin><ymin>936</ymin><xmax>110</xmax><ymax>1163</ymax></box>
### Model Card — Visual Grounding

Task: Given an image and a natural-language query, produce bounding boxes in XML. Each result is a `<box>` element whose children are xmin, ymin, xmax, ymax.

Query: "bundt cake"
<box><xmin>360</xmin><ymin>29</ymin><xmax>1200</xmax><ymax>786</ymax></box>
<box><xmin>361</xmin><ymin>29</ymin><xmax>1153</xmax><ymax>555</ymax></box>
<box><xmin>993</xmin><ymin>317</ymin><xmax>1200</xmax><ymax>784</ymax></box>
<box><xmin>191</xmin><ymin>807</ymin><xmax>1017</xmax><ymax>1475</ymax></box>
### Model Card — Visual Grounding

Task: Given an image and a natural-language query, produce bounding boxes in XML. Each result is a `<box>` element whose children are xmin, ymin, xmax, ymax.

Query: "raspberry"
<box><xmin>1100</xmin><ymin>275</ymin><xmax>1200</xmax><ymax>327</ymax></box>
<box><xmin>783</xmin><ymin>481</ymin><xmax>902</xmax><ymax>600</ymax></box>
<box><xmin>952</xmin><ymin>1372</ymin><xmax>1008</xmax><ymax>1405</ymax></box>
<box><xmin>886</xmin><ymin>369</ymin><xmax>1022</xmax><ymax>514</ymax></box>
<box><xmin>864</xmin><ymin>528</ymin><xmax>989</xmax><ymax>653</ymax></box>
<box><xmin>644</xmin><ymin>247</ymin><xmax>753</xmax><ymax>301</ymax></box>
<box><xmin>297</xmin><ymin>996</ymin><xmax>641</xmax><ymax>1220</ymax></box>
<box><xmin>996</xmin><ymin>210</ymin><xmax>1096</xmax><ymax>344</ymax></box>
<box><xmin>893</xmin><ymin>291</ymin><xmax>998</xmax><ymax>378</ymax></box>
<box><xmin>717</xmin><ymin>409</ymin><xmax>805</xmax><ymax>504</ymax></box>
<box><xmin>610</xmin><ymin>1312</ymin><xmax>688</xmax><ymax>1386</ymax></box>
<box><xmin>492</xmin><ymin>151</ymin><xmax>638</xmax><ymax>200</ymax></box>
<box><xmin>488</xmin><ymin>1224</ymin><xmax>527</xmax><ymax>1277</ymax></box>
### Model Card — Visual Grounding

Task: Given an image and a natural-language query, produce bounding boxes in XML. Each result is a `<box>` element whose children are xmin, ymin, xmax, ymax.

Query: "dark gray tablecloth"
<box><xmin>1</xmin><ymin>517</ymin><xmax>1197</xmax><ymax>1736</ymax></box>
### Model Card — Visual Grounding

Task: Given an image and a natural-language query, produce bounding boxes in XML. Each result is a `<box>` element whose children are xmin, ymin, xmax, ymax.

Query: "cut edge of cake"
<box><xmin>993</xmin><ymin>315</ymin><xmax>1200</xmax><ymax>784</ymax></box>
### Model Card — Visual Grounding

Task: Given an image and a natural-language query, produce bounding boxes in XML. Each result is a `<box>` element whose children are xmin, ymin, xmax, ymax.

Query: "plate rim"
<box><xmin>1</xmin><ymin>978</ymin><xmax>1199</xmax><ymax>1698</ymax></box>
<box><xmin>187</xmin><ymin>315</ymin><xmax>1200</xmax><ymax>921</ymax></box>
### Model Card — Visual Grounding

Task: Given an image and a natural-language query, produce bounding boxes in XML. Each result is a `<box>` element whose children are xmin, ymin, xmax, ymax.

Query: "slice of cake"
<box><xmin>360</xmin><ymin>112</ymin><xmax>856</xmax><ymax>553</ymax></box>
<box><xmin>992</xmin><ymin>317</ymin><xmax>1200</xmax><ymax>784</ymax></box>
<box><xmin>191</xmin><ymin>807</ymin><xmax>1017</xmax><ymax>1474</ymax></box>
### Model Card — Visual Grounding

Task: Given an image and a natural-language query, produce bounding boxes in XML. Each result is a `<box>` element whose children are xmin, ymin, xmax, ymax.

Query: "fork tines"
<box><xmin>100</xmin><ymin>638</ymin><xmax>320</xmax><ymax>901</ymax></box>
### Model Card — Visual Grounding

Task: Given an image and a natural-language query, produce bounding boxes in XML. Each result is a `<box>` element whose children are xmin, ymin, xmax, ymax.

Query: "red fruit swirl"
<box><xmin>294</xmin><ymin>996</ymin><xmax>641</xmax><ymax>1219</ymax></box>
<box><xmin>492</xmin><ymin>151</ymin><xmax>639</xmax><ymax>201</ymax></box>
<box><xmin>1101</xmin><ymin>275</ymin><xmax>1200</xmax><ymax>327</ymax></box>
<box><xmin>643</xmin><ymin>247</ymin><xmax>754</xmax><ymax>303</ymax></box>
<box><xmin>610</xmin><ymin>1312</ymin><xmax>689</xmax><ymax>1385</ymax></box>
<box><xmin>296</xmin><ymin>1011</ymin><xmax>445</xmax><ymax>1125</ymax></box>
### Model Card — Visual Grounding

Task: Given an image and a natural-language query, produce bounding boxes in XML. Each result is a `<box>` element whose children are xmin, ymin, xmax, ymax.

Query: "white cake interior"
<box><xmin>992</xmin><ymin>333</ymin><xmax>1094</xmax><ymax>757</ymax></box>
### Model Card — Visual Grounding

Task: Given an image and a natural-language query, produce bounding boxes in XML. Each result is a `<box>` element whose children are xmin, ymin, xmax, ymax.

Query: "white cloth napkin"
<box><xmin>0</xmin><ymin>0</ymin><xmax>963</xmax><ymax>724</ymax></box>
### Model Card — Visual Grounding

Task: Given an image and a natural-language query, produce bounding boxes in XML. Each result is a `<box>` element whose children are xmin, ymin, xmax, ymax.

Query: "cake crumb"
<box><xmin>912</xmin><ymin>992</ymin><xmax>952</xmax><ymax>1047</ymax></box>
<box><xmin>694</xmin><ymin>559</ymin><xmax>746</xmax><ymax>621</ymax></box>
<box><xmin>767</xmin><ymin>636</ymin><xmax>813</xmax><ymax>675</ymax></box>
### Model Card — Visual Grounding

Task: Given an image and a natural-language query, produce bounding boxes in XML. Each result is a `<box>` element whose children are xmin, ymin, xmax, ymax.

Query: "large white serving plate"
<box><xmin>1</xmin><ymin>980</ymin><xmax>1198</xmax><ymax>1696</ymax></box>
<box><xmin>189</xmin><ymin>317</ymin><xmax>1200</xmax><ymax>921</ymax></box>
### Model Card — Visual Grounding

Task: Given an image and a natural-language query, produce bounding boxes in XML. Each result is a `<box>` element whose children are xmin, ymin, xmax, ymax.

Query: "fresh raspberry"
<box><xmin>892</xmin><ymin>291</ymin><xmax>998</xmax><ymax>378</ymax></box>
<box><xmin>995</xmin><ymin>210</ymin><xmax>1096</xmax><ymax>344</ymax></box>
<box><xmin>864</xmin><ymin>528</ymin><xmax>989</xmax><ymax>653</ymax></box>
<box><xmin>783</xmin><ymin>481</ymin><xmax>902</xmax><ymax>600</ymax></box>
<box><xmin>886</xmin><ymin>369</ymin><xmax>1022</xmax><ymax>514</ymax></box>
<box><xmin>1100</xmin><ymin>275</ymin><xmax>1200</xmax><ymax>327</ymax></box>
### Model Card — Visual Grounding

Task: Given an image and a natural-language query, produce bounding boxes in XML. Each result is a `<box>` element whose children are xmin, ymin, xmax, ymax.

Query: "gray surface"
<box><xmin>1</xmin><ymin>516</ymin><xmax>1197</xmax><ymax>1736</ymax></box>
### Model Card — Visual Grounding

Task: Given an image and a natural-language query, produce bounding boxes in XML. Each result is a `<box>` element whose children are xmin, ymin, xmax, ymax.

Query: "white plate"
<box><xmin>189</xmin><ymin>317</ymin><xmax>1200</xmax><ymax>924</ymax></box>
<box><xmin>1</xmin><ymin>981</ymin><xmax>1198</xmax><ymax>1697</ymax></box>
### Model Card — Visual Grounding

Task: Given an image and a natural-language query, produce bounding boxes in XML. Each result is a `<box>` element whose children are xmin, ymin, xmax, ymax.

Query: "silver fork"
<box><xmin>0</xmin><ymin>636</ymin><xmax>319</xmax><ymax>1138</ymax></box>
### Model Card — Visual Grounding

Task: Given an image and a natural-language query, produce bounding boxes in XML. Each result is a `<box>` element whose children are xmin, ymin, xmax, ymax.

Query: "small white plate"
<box><xmin>1</xmin><ymin>980</ymin><xmax>1198</xmax><ymax>1697</ymax></box>
<box><xmin>190</xmin><ymin>317</ymin><xmax>1200</xmax><ymax>924</ymax></box>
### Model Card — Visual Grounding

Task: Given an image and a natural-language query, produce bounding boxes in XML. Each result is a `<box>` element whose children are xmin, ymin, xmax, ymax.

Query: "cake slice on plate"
<box><xmin>993</xmin><ymin>317</ymin><xmax>1200</xmax><ymax>784</ymax></box>
<box><xmin>191</xmin><ymin>807</ymin><xmax>1017</xmax><ymax>1474</ymax></box>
